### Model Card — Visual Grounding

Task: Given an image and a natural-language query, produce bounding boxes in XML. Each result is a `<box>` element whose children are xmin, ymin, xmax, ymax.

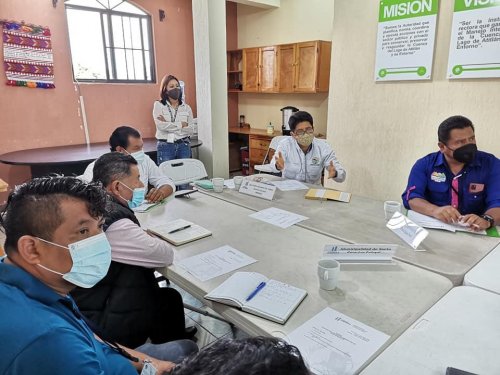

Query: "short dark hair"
<box><xmin>289</xmin><ymin>111</ymin><xmax>314</xmax><ymax>132</ymax></box>
<box><xmin>0</xmin><ymin>176</ymin><xmax>107</xmax><ymax>255</ymax></box>
<box><xmin>438</xmin><ymin>115</ymin><xmax>475</xmax><ymax>143</ymax></box>
<box><xmin>171</xmin><ymin>337</ymin><xmax>309</xmax><ymax>375</ymax></box>
<box><xmin>92</xmin><ymin>152</ymin><xmax>137</xmax><ymax>187</ymax></box>
<box><xmin>159</xmin><ymin>74</ymin><xmax>183</xmax><ymax>105</ymax></box>
<box><xmin>109</xmin><ymin>126</ymin><xmax>141</xmax><ymax>152</ymax></box>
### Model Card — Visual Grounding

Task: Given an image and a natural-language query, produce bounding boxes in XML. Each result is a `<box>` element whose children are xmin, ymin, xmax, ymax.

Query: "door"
<box><xmin>242</xmin><ymin>48</ymin><xmax>260</xmax><ymax>92</ymax></box>
<box><xmin>294</xmin><ymin>41</ymin><xmax>318</xmax><ymax>93</ymax></box>
<box><xmin>259</xmin><ymin>46</ymin><xmax>277</xmax><ymax>93</ymax></box>
<box><xmin>277</xmin><ymin>44</ymin><xmax>295</xmax><ymax>93</ymax></box>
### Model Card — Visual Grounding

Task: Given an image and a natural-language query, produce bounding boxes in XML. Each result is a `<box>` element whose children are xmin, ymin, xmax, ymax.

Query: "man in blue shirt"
<box><xmin>402</xmin><ymin>115</ymin><xmax>499</xmax><ymax>230</ymax></box>
<box><xmin>0</xmin><ymin>176</ymin><xmax>197</xmax><ymax>374</ymax></box>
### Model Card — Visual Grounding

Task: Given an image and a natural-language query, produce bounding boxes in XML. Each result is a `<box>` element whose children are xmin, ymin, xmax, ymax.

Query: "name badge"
<box><xmin>141</xmin><ymin>361</ymin><xmax>157</xmax><ymax>375</ymax></box>
<box><xmin>239</xmin><ymin>180</ymin><xmax>276</xmax><ymax>201</ymax></box>
<box><xmin>386</xmin><ymin>212</ymin><xmax>428</xmax><ymax>250</ymax></box>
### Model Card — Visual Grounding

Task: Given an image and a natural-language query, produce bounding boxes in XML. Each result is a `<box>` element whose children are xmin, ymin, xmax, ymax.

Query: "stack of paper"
<box><xmin>323</xmin><ymin>244</ymin><xmax>396</xmax><ymax>263</ymax></box>
<box><xmin>407</xmin><ymin>210</ymin><xmax>487</xmax><ymax>235</ymax></box>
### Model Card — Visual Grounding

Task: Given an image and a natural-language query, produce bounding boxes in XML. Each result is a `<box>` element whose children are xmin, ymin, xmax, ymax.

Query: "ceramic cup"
<box><xmin>233</xmin><ymin>176</ymin><xmax>244</xmax><ymax>191</ymax></box>
<box><xmin>212</xmin><ymin>178</ymin><xmax>224</xmax><ymax>193</ymax></box>
<box><xmin>317</xmin><ymin>258</ymin><xmax>340</xmax><ymax>291</ymax></box>
<box><xmin>384</xmin><ymin>201</ymin><xmax>402</xmax><ymax>220</ymax></box>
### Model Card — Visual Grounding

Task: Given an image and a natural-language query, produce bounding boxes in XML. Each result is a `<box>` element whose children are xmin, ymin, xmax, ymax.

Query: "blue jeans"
<box><xmin>135</xmin><ymin>340</ymin><xmax>198</xmax><ymax>364</ymax></box>
<box><xmin>157</xmin><ymin>139</ymin><xmax>192</xmax><ymax>165</ymax></box>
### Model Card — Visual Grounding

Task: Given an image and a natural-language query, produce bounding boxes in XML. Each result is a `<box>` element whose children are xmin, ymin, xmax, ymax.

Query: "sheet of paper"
<box><xmin>224</xmin><ymin>179</ymin><xmax>235</xmax><ymax>189</ymax></box>
<box><xmin>249</xmin><ymin>207</ymin><xmax>308</xmax><ymax>229</ymax></box>
<box><xmin>287</xmin><ymin>307</ymin><xmax>389</xmax><ymax>375</ymax></box>
<box><xmin>315</xmin><ymin>189</ymin><xmax>327</xmax><ymax>198</ymax></box>
<box><xmin>407</xmin><ymin>210</ymin><xmax>487</xmax><ymax>235</ymax></box>
<box><xmin>270</xmin><ymin>179</ymin><xmax>309</xmax><ymax>191</ymax></box>
<box><xmin>176</xmin><ymin>245</ymin><xmax>257</xmax><ymax>282</ymax></box>
<box><xmin>386</xmin><ymin>212</ymin><xmax>429</xmax><ymax>250</ymax></box>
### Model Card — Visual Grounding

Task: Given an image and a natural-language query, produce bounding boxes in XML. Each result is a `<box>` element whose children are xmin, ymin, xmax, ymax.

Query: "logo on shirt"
<box><xmin>469</xmin><ymin>183</ymin><xmax>484</xmax><ymax>193</ymax></box>
<box><xmin>311</xmin><ymin>157</ymin><xmax>320</xmax><ymax>165</ymax></box>
<box><xmin>431</xmin><ymin>171</ymin><xmax>446</xmax><ymax>183</ymax></box>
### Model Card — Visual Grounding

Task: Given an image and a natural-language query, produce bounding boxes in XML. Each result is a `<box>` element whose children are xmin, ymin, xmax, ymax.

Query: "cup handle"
<box><xmin>323</xmin><ymin>270</ymin><xmax>329</xmax><ymax>280</ymax></box>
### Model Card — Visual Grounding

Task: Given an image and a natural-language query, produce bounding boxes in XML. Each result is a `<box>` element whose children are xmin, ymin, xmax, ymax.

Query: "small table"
<box><xmin>0</xmin><ymin>138</ymin><xmax>202</xmax><ymax>177</ymax></box>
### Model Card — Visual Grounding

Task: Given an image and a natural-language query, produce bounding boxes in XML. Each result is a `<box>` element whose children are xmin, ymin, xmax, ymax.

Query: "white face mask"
<box><xmin>37</xmin><ymin>232</ymin><xmax>112</xmax><ymax>288</ymax></box>
<box><xmin>125</xmin><ymin>149</ymin><xmax>145</xmax><ymax>163</ymax></box>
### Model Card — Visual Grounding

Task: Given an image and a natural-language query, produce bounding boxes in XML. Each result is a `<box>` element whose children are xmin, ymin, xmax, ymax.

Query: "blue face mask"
<box><xmin>37</xmin><ymin>232</ymin><xmax>111</xmax><ymax>288</ymax></box>
<box><xmin>119</xmin><ymin>181</ymin><xmax>146</xmax><ymax>209</ymax></box>
<box><xmin>127</xmin><ymin>149</ymin><xmax>145</xmax><ymax>164</ymax></box>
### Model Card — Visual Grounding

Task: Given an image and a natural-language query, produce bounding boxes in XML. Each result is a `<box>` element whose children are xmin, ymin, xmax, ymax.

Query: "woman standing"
<box><xmin>153</xmin><ymin>74</ymin><xmax>194</xmax><ymax>165</ymax></box>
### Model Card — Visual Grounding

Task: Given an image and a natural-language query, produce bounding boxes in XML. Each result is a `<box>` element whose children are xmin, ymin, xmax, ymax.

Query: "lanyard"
<box><xmin>166</xmin><ymin>104</ymin><xmax>179</xmax><ymax>122</ymax></box>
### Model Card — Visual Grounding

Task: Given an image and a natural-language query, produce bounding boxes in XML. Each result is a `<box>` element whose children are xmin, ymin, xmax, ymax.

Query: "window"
<box><xmin>65</xmin><ymin>0</ymin><xmax>155</xmax><ymax>83</ymax></box>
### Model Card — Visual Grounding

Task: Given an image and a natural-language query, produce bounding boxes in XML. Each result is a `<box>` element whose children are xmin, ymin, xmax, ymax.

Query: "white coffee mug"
<box><xmin>384</xmin><ymin>201</ymin><xmax>402</xmax><ymax>220</ymax></box>
<box><xmin>317</xmin><ymin>258</ymin><xmax>340</xmax><ymax>291</ymax></box>
<box><xmin>233</xmin><ymin>176</ymin><xmax>244</xmax><ymax>191</ymax></box>
<box><xmin>212</xmin><ymin>178</ymin><xmax>224</xmax><ymax>193</ymax></box>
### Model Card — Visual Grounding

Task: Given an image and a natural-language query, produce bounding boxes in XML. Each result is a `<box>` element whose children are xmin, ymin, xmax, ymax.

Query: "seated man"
<box><xmin>402</xmin><ymin>115</ymin><xmax>499</xmax><ymax>230</ymax></box>
<box><xmin>81</xmin><ymin>125</ymin><xmax>175</xmax><ymax>202</ymax></box>
<box><xmin>72</xmin><ymin>152</ymin><xmax>196</xmax><ymax>348</ymax></box>
<box><xmin>171</xmin><ymin>337</ymin><xmax>310</xmax><ymax>375</ymax></box>
<box><xmin>0</xmin><ymin>176</ymin><xmax>197</xmax><ymax>375</ymax></box>
<box><xmin>269</xmin><ymin>111</ymin><xmax>346</xmax><ymax>185</ymax></box>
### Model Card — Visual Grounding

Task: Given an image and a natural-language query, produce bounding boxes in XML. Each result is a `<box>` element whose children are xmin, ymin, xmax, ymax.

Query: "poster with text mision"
<box><xmin>448</xmin><ymin>0</ymin><xmax>500</xmax><ymax>79</ymax></box>
<box><xmin>375</xmin><ymin>0</ymin><xmax>439</xmax><ymax>81</ymax></box>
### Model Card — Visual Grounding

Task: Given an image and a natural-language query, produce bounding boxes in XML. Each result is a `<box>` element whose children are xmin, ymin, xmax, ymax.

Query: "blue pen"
<box><xmin>245</xmin><ymin>282</ymin><xmax>266</xmax><ymax>302</ymax></box>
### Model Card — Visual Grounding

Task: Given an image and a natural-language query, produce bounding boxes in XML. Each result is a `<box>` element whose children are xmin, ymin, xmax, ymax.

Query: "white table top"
<box><xmin>361</xmin><ymin>286</ymin><xmax>500</xmax><ymax>375</ymax></box>
<box><xmin>138</xmin><ymin>194</ymin><xmax>451</xmax><ymax>353</ymax></box>
<box><xmin>200</xmin><ymin>177</ymin><xmax>500</xmax><ymax>285</ymax></box>
<box><xmin>464</xmin><ymin>243</ymin><xmax>500</xmax><ymax>295</ymax></box>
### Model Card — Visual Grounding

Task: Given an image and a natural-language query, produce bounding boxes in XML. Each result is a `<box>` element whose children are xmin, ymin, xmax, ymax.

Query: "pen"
<box><xmin>168</xmin><ymin>225</ymin><xmax>191</xmax><ymax>234</ymax></box>
<box><xmin>245</xmin><ymin>281</ymin><xmax>266</xmax><ymax>302</ymax></box>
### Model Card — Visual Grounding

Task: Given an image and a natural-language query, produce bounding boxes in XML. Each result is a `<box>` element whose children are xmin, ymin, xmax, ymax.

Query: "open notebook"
<box><xmin>147</xmin><ymin>219</ymin><xmax>212</xmax><ymax>246</ymax></box>
<box><xmin>205</xmin><ymin>271</ymin><xmax>307</xmax><ymax>324</ymax></box>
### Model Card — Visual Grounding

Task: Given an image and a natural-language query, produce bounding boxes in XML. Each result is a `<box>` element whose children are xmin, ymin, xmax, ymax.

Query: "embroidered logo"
<box><xmin>431</xmin><ymin>172</ymin><xmax>446</xmax><ymax>183</ymax></box>
<box><xmin>311</xmin><ymin>157</ymin><xmax>320</xmax><ymax>165</ymax></box>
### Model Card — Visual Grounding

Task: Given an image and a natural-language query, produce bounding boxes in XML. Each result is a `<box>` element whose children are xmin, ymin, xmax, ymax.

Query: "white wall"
<box><xmin>327</xmin><ymin>0</ymin><xmax>500</xmax><ymax>201</ymax></box>
<box><xmin>236</xmin><ymin>0</ymin><xmax>335</xmax><ymax>134</ymax></box>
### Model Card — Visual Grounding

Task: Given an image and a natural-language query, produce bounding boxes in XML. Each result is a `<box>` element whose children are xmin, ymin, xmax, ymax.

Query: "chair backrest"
<box><xmin>159</xmin><ymin>159</ymin><xmax>208</xmax><ymax>186</ymax></box>
<box><xmin>269</xmin><ymin>135</ymin><xmax>288</xmax><ymax>151</ymax></box>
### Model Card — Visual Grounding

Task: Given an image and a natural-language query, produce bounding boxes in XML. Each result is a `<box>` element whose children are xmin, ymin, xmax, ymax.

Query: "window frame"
<box><xmin>65</xmin><ymin>2</ymin><xmax>156</xmax><ymax>84</ymax></box>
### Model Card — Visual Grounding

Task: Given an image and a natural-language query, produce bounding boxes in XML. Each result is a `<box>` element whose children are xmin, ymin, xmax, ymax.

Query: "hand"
<box><xmin>328</xmin><ymin>161</ymin><xmax>337</xmax><ymax>179</ymax></box>
<box><xmin>146</xmin><ymin>185</ymin><xmax>173</xmax><ymax>203</ymax></box>
<box><xmin>150</xmin><ymin>359</ymin><xmax>176</xmax><ymax>374</ymax></box>
<box><xmin>157</xmin><ymin>115</ymin><xmax>167</xmax><ymax>122</ymax></box>
<box><xmin>431</xmin><ymin>205</ymin><xmax>461</xmax><ymax>224</ymax></box>
<box><xmin>275</xmin><ymin>151</ymin><xmax>285</xmax><ymax>171</ymax></box>
<box><xmin>181</xmin><ymin>121</ymin><xmax>189</xmax><ymax>128</ymax></box>
<box><xmin>459</xmin><ymin>214</ymin><xmax>490</xmax><ymax>231</ymax></box>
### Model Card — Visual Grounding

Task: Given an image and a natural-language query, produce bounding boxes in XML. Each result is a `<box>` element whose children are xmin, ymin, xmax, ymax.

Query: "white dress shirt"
<box><xmin>269</xmin><ymin>137</ymin><xmax>346</xmax><ymax>184</ymax></box>
<box><xmin>153</xmin><ymin>100</ymin><xmax>194</xmax><ymax>141</ymax></box>
<box><xmin>81</xmin><ymin>154</ymin><xmax>176</xmax><ymax>191</ymax></box>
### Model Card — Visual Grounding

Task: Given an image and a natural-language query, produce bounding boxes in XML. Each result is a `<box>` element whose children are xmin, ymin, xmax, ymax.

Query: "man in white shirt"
<box><xmin>81</xmin><ymin>126</ymin><xmax>175</xmax><ymax>202</ymax></box>
<box><xmin>269</xmin><ymin>111</ymin><xmax>346</xmax><ymax>185</ymax></box>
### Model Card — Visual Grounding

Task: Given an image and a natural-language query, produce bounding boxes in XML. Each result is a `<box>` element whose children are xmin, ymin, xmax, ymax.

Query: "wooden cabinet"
<box><xmin>249</xmin><ymin>135</ymin><xmax>272</xmax><ymax>173</ymax></box>
<box><xmin>227</xmin><ymin>50</ymin><xmax>243</xmax><ymax>92</ymax></box>
<box><xmin>234</xmin><ymin>40</ymin><xmax>331</xmax><ymax>94</ymax></box>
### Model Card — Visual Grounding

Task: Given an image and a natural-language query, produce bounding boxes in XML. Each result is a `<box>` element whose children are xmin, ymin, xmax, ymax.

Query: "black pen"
<box><xmin>168</xmin><ymin>225</ymin><xmax>191</xmax><ymax>234</ymax></box>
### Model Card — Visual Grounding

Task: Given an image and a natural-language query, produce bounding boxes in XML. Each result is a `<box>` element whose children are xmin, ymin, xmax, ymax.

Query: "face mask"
<box><xmin>167</xmin><ymin>88</ymin><xmax>181</xmax><ymax>100</ymax></box>
<box><xmin>126</xmin><ymin>149</ymin><xmax>145</xmax><ymax>164</ymax></box>
<box><xmin>119</xmin><ymin>181</ymin><xmax>145</xmax><ymax>209</ymax></box>
<box><xmin>449</xmin><ymin>143</ymin><xmax>478</xmax><ymax>164</ymax></box>
<box><xmin>295</xmin><ymin>133</ymin><xmax>314</xmax><ymax>148</ymax></box>
<box><xmin>37</xmin><ymin>233</ymin><xmax>111</xmax><ymax>288</ymax></box>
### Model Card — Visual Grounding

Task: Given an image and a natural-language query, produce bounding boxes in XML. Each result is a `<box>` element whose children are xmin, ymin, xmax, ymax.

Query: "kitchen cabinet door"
<box><xmin>277</xmin><ymin>44</ymin><xmax>295</xmax><ymax>93</ymax></box>
<box><xmin>259</xmin><ymin>46</ymin><xmax>277</xmax><ymax>93</ymax></box>
<box><xmin>243</xmin><ymin>48</ymin><xmax>260</xmax><ymax>92</ymax></box>
<box><xmin>294</xmin><ymin>41</ymin><xmax>318</xmax><ymax>93</ymax></box>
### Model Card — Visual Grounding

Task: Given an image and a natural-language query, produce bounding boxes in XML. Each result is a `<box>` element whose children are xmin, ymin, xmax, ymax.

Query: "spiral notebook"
<box><xmin>205</xmin><ymin>271</ymin><xmax>307</xmax><ymax>324</ymax></box>
<box><xmin>147</xmin><ymin>219</ymin><xmax>212</xmax><ymax>246</ymax></box>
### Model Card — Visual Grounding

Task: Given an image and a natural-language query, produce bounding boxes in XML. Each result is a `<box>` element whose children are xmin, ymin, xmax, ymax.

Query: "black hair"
<box><xmin>438</xmin><ymin>115</ymin><xmax>475</xmax><ymax>143</ymax></box>
<box><xmin>159</xmin><ymin>74</ymin><xmax>183</xmax><ymax>105</ymax></box>
<box><xmin>289</xmin><ymin>111</ymin><xmax>314</xmax><ymax>132</ymax></box>
<box><xmin>109</xmin><ymin>126</ymin><xmax>141</xmax><ymax>152</ymax></box>
<box><xmin>171</xmin><ymin>337</ymin><xmax>310</xmax><ymax>375</ymax></box>
<box><xmin>0</xmin><ymin>176</ymin><xmax>107</xmax><ymax>255</ymax></box>
<box><xmin>92</xmin><ymin>152</ymin><xmax>137</xmax><ymax>187</ymax></box>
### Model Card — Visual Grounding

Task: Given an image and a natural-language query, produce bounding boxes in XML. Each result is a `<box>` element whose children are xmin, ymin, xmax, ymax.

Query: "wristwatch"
<box><xmin>481</xmin><ymin>214</ymin><xmax>495</xmax><ymax>229</ymax></box>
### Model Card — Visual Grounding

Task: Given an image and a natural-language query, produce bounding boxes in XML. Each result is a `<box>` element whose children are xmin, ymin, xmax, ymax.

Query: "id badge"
<box><xmin>141</xmin><ymin>360</ymin><xmax>157</xmax><ymax>375</ymax></box>
<box><xmin>167</xmin><ymin>133</ymin><xmax>175</xmax><ymax>143</ymax></box>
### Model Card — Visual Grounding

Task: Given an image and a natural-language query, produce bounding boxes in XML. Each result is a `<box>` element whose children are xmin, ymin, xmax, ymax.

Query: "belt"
<box><xmin>158</xmin><ymin>137</ymin><xmax>190</xmax><ymax>143</ymax></box>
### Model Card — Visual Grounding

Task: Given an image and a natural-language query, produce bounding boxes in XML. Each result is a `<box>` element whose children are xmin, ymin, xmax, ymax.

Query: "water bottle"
<box><xmin>267</xmin><ymin>122</ymin><xmax>274</xmax><ymax>135</ymax></box>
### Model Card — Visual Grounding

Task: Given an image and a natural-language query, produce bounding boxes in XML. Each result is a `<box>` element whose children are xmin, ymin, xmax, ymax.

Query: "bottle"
<box><xmin>267</xmin><ymin>121</ymin><xmax>274</xmax><ymax>135</ymax></box>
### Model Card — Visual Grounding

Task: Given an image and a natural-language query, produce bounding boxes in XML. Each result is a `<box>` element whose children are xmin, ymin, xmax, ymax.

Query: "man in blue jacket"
<box><xmin>402</xmin><ymin>115</ymin><xmax>499</xmax><ymax>230</ymax></box>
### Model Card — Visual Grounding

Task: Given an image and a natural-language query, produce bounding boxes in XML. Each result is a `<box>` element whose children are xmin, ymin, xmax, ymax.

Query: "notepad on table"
<box><xmin>132</xmin><ymin>199</ymin><xmax>166</xmax><ymax>213</ymax></box>
<box><xmin>305</xmin><ymin>188</ymin><xmax>351</xmax><ymax>203</ymax></box>
<box><xmin>205</xmin><ymin>271</ymin><xmax>307</xmax><ymax>324</ymax></box>
<box><xmin>147</xmin><ymin>219</ymin><xmax>212</xmax><ymax>246</ymax></box>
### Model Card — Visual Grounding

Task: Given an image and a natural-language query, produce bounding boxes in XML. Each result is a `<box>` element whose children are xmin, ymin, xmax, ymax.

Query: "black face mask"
<box><xmin>450</xmin><ymin>143</ymin><xmax>478</xmax><ymax>164</ymax></box>
<box><xmin>167</xmin><ymin>88</ymin><xmax>181</xmax><ymax>100</ymax></box>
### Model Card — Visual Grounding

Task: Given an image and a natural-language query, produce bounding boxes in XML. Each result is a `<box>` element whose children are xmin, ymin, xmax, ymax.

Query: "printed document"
<box><xmin>271</xmin><ymin>180</ymin><xmax>309</xmax><ymax>191</ymax></box>
<box><xmin>249</xmin><ymin>207</ymin><xmax>309</xmax><ymax>228</ymax></box>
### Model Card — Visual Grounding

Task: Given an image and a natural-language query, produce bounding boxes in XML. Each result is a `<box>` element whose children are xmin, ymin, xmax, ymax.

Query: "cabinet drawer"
<box><xmin>250</xmin><ymin>148</ymin><xmax>268</xmax><ymax>163</ymax></box>
<box><xmin>249</xmin><ymin>138</ymin><xmax>271</xmax><ymax>150</ymax></box>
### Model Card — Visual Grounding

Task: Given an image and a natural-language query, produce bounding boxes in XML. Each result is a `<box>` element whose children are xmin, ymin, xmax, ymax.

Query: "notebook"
<box><xmin>305</xmin><ymin>188</ymin><xmax>351</xmax><ymax>203</ymax></box>
<box><xmin>205</xmin><ymin>271</ymin><xmax>307</xmax><ymax>324</ymax></box>
<box><xmin>147</xmin><ymin>219</ymin><xmax>212</xmax><ymax>246</ymax></box>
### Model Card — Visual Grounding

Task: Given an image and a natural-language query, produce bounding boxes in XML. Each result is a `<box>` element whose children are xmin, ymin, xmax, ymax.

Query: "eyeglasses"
<box><xmin>294</xmin><ymin>128</ymin><xmax>314</xmax><ymax>136</ymax></box>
